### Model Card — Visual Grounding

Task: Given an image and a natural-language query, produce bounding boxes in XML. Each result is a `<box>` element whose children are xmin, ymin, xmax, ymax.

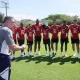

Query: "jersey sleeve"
<box><xmin>4</xmin><ymin>30</ymin><xmax>14</xmax><ymax>45</ymax></box>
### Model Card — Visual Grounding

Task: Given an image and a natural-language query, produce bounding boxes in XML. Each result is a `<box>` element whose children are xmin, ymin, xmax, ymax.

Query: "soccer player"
<box><xmin>69</xmin><ymin>19</ymin><xmax>80</xmax><ymax>58</ymax></box>
<box><xmin>50</xmin><ymin>19</ymin><xmax>60</xmax><ymax>56</ymax></box>
<box><xmin>60</xmin><ymin>20</ymin><xmax>69</xmax><ymax>57</ymax></box>
<box><xmin>32</xmin><ymin>19</ymin><xmax>43</xmax><ymax>56</ymax></box>
<box><xmin>26</xmin><ymin>24</ymin><xmax>34</xmax><ymax>57</ymax></box>
<box><xmin>11</xmin><ymin>24</ymin><xmax>18</xmax><ymax>60</ymax></box>
<box><xmin>0</xmin><ymin>16</ymin><xmax>26</xmax><ymax>80</ymax></box>
<box><xmin>17</xmin><ymin>22</ymin><xmax>26</xmax><ymax>57</ymax></box>
<box><xmin>42</xmin><ymin>24</ymin><xmax>51</xmax><ymax>56</ymax></box>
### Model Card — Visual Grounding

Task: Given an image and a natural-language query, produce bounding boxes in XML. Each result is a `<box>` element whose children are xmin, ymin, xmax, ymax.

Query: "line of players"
<box><xmin>11</xmin><ymin>19</ymin><xmax>80</xmax><ymax>60</ymax></box>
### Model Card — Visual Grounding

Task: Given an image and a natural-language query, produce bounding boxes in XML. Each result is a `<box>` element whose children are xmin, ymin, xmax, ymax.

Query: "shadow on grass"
<box><xmin>14</xmin><ymin>54</ymin><xmax>80</xmax><ymax>65</ymax></box>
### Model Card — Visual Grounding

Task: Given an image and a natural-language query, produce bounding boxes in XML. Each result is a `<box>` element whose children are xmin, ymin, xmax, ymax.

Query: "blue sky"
<box><xmin>0</xmin><ymin>0</ymin><xmax>80</xmax><ymax>20</ymax></box>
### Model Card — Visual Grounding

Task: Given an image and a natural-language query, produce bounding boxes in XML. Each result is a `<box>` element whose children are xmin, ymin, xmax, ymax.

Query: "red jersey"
<box><xmin>42</xmin><ymin>27</ymin><xmax>50</xmax><ymax>40</ymax></box>
<box><xmin>32</xmin><ymin>24</ymin><xmax>43</xmax><ymax>37</ymax></box>
<box><xmin>17</xmin><ymin>27</ymin><xmax>26</xmax><ymax>40</ymax></box>
<box><xmin>69</xmin><ymin>24</ymin><xmax>80</xmax><ymax>39</ymax></box>
<box><xmin>26</xmin><ymin>27</ymin><xmax>34</xmax><ymax>41</ymax></box>
<box><xmin>50</xmin><ymin>25</ymin><xmax>60</xmax><ymax>38</ymax></box>
<box><xmin>13</xmin><ymin>26</ymin><xmax>18</xmax><ymax>40</ymax></box>
<box><xmin>60</xmin><ymin>25</ymin><xmax>69</xmax><ymax>38</ymax></box>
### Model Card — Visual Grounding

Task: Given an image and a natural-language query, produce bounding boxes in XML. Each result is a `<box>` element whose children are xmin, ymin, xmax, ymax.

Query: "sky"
<box><xmin>0</xmin><ymin>0</ymin><xmax>80</xmax><ymax>21</ymax></box>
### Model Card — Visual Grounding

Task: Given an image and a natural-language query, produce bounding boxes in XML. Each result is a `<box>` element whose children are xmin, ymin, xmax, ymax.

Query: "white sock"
<box><xmin>46</xmin><ymin>51</ymin><xmax>48</xmax><ymax>54</ymax></box>
<box><xmin>55</xmin><ymin>51</ymin><xmax>57</xmax><ymax>53</ymax></box>
<box><xmin>34</xmin><ymin>52</ymin><xmax>36</xmax><ymax>54</ymax></box>
<box><xmin>13</xmin><ymin>54</ymin><xmax>15</xmax><ymax>58</ymax></box>
<box><xmin>21</xmin><ymin>52</ymin><xmax>23</xmax><ymax>55</ymax></box>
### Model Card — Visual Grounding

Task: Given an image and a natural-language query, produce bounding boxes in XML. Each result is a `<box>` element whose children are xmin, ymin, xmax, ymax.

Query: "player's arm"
<box><xmin>8</xmin><ymin>44</ymin><xmax>26</xmax><ymax>51</ymax></box>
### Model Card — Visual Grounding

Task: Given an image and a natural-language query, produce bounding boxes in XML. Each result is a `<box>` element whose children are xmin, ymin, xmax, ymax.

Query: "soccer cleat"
<box><xmin>61</xmin><ymin>53</ymin><xmax>65</xmax><ymax>57</ymax></box>
<box><xmin>46</xmin><ymin>53</ymin><xmax>49</xmax><ymax>56</ymax></box>
<box><xmin>73</xmin><ymin>53</ymin><xmax>76</xmax><ymax>57</ymax></box>
<box><xmin>64</xmin><ymin>54</ymin><xmax>68</xmax><ymax>57</ymax></box>
<box><xmin>51</xmin><ymin>52</ymin><xmax>55</xmax><ymax>57</ymax></box>
<box><xmin>54</xmin><ymin>53</ymin><xmax>56</xmax><ymax>56</ymax></box>
<box><xmin>24</xmin><ymin>52</ymin><xmax>27</xmax><ymax>57</ymax></box>
<box><xmin>11</xmin><ymin>57</ymin><xmax>16</xmax><ymax>61</ymax></box>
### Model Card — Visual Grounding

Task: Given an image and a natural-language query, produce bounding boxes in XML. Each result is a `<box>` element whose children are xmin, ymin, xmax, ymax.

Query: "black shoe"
<box><xmin>11</xmin><ymin>57</ymin><xmax>15</xmax><ymax>61</ymax></box>
<box><xmin>52</xmin><ymin>52</ymin><xmax>55</xmax><ymax>57</ymax></box>
<box><xmin>54</xmin><ymin>53</ymin><xmax>56</xmax><ymax>56</ymax></box>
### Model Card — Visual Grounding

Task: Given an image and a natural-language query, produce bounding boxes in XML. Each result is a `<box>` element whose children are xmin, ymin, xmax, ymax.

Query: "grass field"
<box><xmin>11</xmin><ymin>34</ymin><xmax>80</xmax><ymax>80</ymax></box>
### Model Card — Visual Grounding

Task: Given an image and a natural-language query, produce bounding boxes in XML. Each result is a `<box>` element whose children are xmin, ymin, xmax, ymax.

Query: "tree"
<box><xmin>0</xmin><ymin>13</ymin><xmax>4</xmax><ymax>25</ymax></box>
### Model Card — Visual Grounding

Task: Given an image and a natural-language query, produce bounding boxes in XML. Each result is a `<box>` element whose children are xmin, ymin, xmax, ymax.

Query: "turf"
<box><xmin>11</xmin><ymin>34</ymin><xmax>80</xmax><ymax>80</ymax></box>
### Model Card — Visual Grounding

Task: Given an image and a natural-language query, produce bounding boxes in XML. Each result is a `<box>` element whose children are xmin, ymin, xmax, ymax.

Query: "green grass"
<box><xmin>11</xmin><ymin>34</ymin><xmax>80</xmax><ymax>80</ymax></box>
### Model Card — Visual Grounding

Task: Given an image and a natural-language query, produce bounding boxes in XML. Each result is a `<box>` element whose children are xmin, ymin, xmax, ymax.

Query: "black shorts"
<box><xmin>60</xmin><ymin>38</ymin><xmax>69</xmax><ymax>44</ymax></box>
<box><xmin>43</xmin><ymin>39</ymin><xmax>50</xmax><ymax>44</ymax></box>
<box><xmin>51</xmin><ymin>38</ymin><xmax>59</xmax><ymax>43</ymax></box>
<box><xmin>27</xmin><ymin>41</ymin><xmax>33</xmax><ymax>45</ymax></box>
<box><xmin>0</xmin><ymin>54</ymin><xmax>11</xmax><ymax>80</ymax></box>
<box><xmin>18</xmin><ymin>40</ymin><xmax>24</xmax><ymax>46</ymax></box>
<box><xmin>71</xmin><ymin>38</ymin><xmax>79</xmax><ymax>44</ymax></box>
<box><xmin>14</xmin><ymin>40</ymin><xmax>17</xmax><ymax>44</ymax></box>
<box><xmin>35</xmin><ymin>36</ymin><xmax>41</xmax><ymax>42</ymax></box>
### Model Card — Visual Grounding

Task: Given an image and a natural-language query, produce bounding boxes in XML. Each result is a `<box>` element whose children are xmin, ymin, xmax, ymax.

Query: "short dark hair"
<box><xmin>3</xmin><ymin>16</ymin><xmax>13</xmax><ymax>23</ymax></box>
<box><xmin>63</xmin><ymin>20</ymin><xmax>66</xmax><ymax>23</ymax></box>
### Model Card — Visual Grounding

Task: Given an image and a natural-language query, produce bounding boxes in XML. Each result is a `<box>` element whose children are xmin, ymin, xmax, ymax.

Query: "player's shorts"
<box><xmin>14</xmin><ymin>39</ymin><xmax>17</xmax><ymax>44</ymax></box>
<box><xmin>35</xmin><ymin>36</ymin><xmax>41</xmax><ymax>42</ymax></box>
<box><xmin>43</xmin><ymin>39</ymin><xmax>50</xmax><ymax>44</ymax></box>
<box><xmin>18</xmin><ymin>40</ymin><xmax>24</xmax><ymax>46</ymax></box>
<box><xmin>60</xmin><ymin>38</ymin><xmax>69</xmax><ymax>44</ymax></box>
<box><xmin>27</xmin><ymin>41</ymin><xmax>33</xmax><ymax>45</ymax></box>
<box><xmin>71</xmin><ymin>38</ymin><xmax>79</xmax><ymax>44</ymax></box>
<box><xmin>0</xmin><ymin>53</ymin><xmax>11</xmax><ymax>80</ymax></box>
<box><xmin>51</xmin><ymin>38</ymin><xmax>59</xmax><ymax>43</ymax></box>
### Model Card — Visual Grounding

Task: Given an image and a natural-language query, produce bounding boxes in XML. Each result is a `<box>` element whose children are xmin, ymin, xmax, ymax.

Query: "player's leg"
<box><xmin>48</xmin><ymin>43</ymin><xmax>51</xmax><ymax>55</ymax></box>
<box><xmin>29</xmin><ymin>41</ymin><xmax>33</xmax><ymax>56</ymax></box>
<box><xmin>27</xmin><ymin>44</ymin><xmax>30</xmax><ymax>57</ymax></box>
<box><xmin>38</xmin><ymin>41</ymin><xmax>41</xmax><ymax>55</ymax></box>
<box><xmin>72</xmin><ymin>43</ymin><xmax>76</xmax><ymax>56</ymax></box>
<box><xmin>61</xmin><ymin>42</ymin><xmax>64</xmax><ymax>55</ymax></box>
<box><xmin>60</xmin><ymin>38</ymin><xmax>63</xmax><ymax>53</ymax></box>
<box><xmin>37</xmin><ymin>36</ymin><xmax>41</xmax><ymax>55</ymax></box>
<box><xmin>55</xmin><ymin>43</ymin><xmax>58</xmax><ymax>55</ymax></box>
<box><xmin>76</xmin><ymin>39</ymin><xmax>80</xmax><ymax>58</ymax></box>
<box><xmin>12</xmin><ymin>40</ymin><xmax>17</xmax><ymax>60</ymax></box>
<box><xmin>71</xmin><ymin>38</ymin><xmax>76</xmax><ymax>56</ymax></box>
<box><xmin>64</xmin><ymin>42</ymin><xmax>68</xmax><ymax>57</ymax></box>
<box><xmin>45</xmin><ymin>44</ymin><xmax>48</xmax><ymax>56</ymax></box>
<box><xmin>51</xmin><ymin>38</ymin><xmax>54</xmax><ymax>55</ymax></box>
<box><xmin>34</xmin><ymin>38</ymin><xmax>37</xmax><ymax>56</ymax></box>
<box><xmin>76</xmin><ymin>44</ymin><xmax>79</xmax><ymax>54</ymax></box>
<box><xmin>30</xmin><ymin>44</ymin><xmax>32</xmax><ymax>56</ymax></box>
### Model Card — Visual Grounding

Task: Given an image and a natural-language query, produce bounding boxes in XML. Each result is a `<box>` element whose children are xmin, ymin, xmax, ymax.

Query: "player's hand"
<box><xmin>21</xmin><ymin>44</ymin><xmax>26</xmax><ymax>50</ymax></box>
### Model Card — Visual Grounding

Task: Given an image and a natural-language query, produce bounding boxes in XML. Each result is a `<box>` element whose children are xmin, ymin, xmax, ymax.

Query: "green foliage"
<box><xmin>42</xmin><ymin>14</ymin><xmax>79</xmax><ymax>25</ymax></box>
<box><xmin>0</xmin><ymin>12</ymin><xmax>4</xmax><ymax>25</ymax></box>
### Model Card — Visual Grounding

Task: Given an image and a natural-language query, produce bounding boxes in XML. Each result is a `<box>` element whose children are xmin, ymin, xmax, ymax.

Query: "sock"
<box><xmin>73</xmin><ymin>51</ymin><xmax>76</xmax><ymax>54</ymax></box>
<box><xmin>21</xmin><ymin>52</ymin><xmax>23</xmax><ymax>55</ymax></box>
<box><xmin>13</xmin><ymin>54</ymin><xmax>15</xmax><ymax>58</ymax></box>
<box><xmin>46</xmin><ymin>51</ymin><xmax>48</xmax><ymax>54</ymax></box>
<box><xmin>34</xmin><ymin>52</ymin><xmax>36</xmax><ymax>54</ymax></box>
